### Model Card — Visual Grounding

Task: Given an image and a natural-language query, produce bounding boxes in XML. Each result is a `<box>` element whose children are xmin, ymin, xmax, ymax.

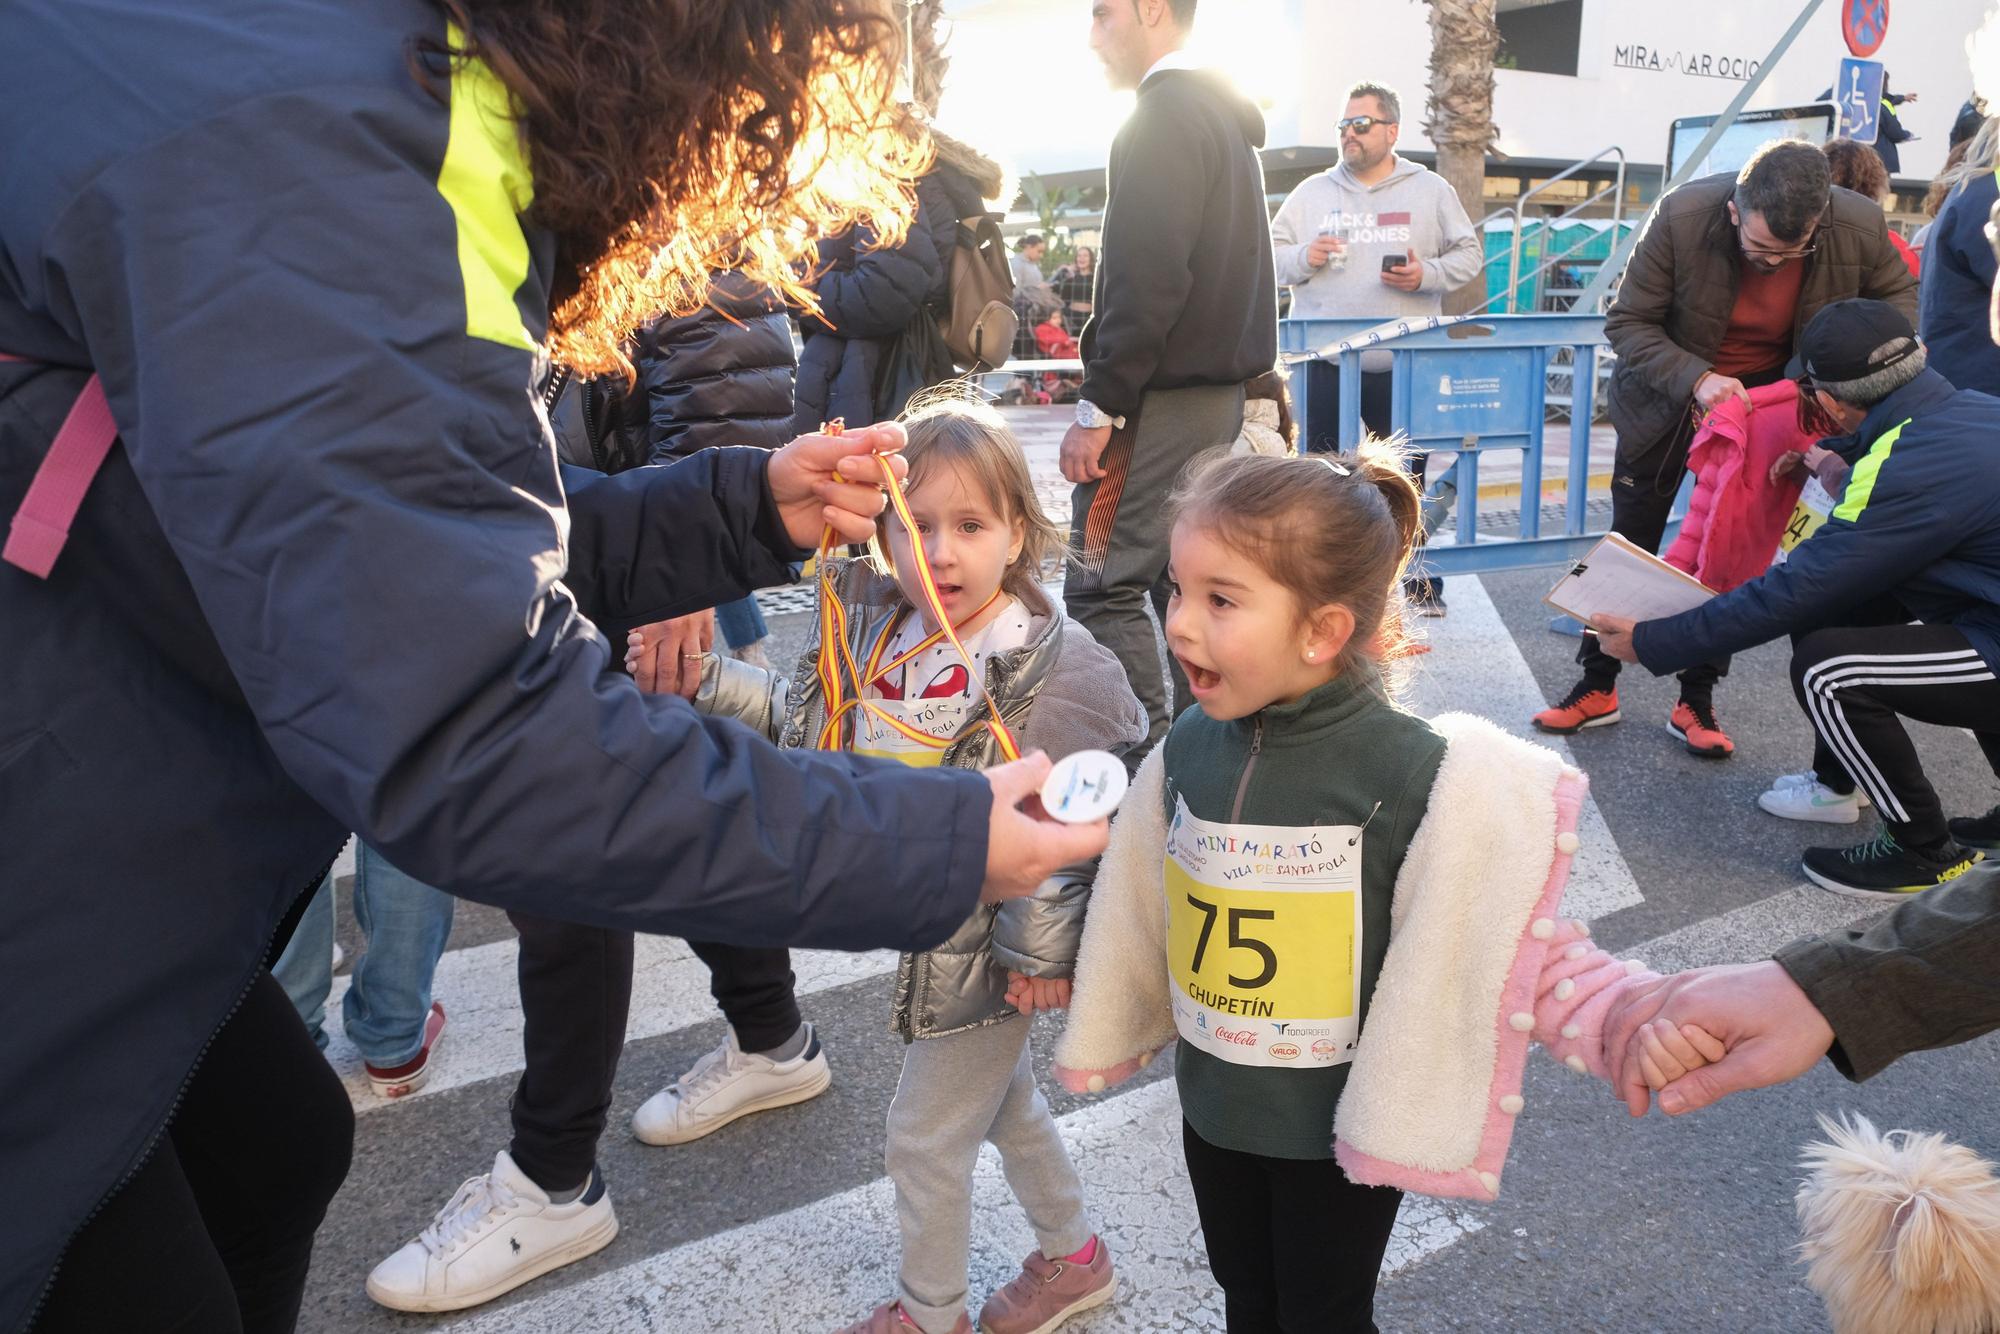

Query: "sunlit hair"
<box><xmin>877</xmin><ymin>388</ymin><xmax>1069</xmax><ymax>600</ymax></box>
<box><xmin>416</xmin><ymin>0</ymin><xmax>932</xmax><ymax>379</ymax></box>
<box><xmin>1166</xmin><ymin>443</ymin><xmax>1422</xmax><ymax>695</ymax></box>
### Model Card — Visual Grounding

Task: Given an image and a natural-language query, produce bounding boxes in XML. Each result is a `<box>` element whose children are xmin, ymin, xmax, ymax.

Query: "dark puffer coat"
<box><xmin>792</xmin><ymin>131</ymin><xmax>1006</xmax><ymax>432</ymax></box>
<box><xmin>552</xmin><ymin>274</ymin><xmax>796</xmax><ymax>473</ymax></box>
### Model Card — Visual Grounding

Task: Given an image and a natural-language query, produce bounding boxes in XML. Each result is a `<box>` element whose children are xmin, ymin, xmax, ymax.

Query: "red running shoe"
<box><xmin>365</xmin><ymin>1001</ymin><xmax>447</xmax><ymax>1099</ymax></box>
<box><xmin>1668</xmin><ymin>698</ymin><xmax>1734</xmax><ymax>758</ymax></box>
<box><xmin>1532</xmin><ymin>681</ymin><xmax>1621</xmax><ymax>735</ymax></box>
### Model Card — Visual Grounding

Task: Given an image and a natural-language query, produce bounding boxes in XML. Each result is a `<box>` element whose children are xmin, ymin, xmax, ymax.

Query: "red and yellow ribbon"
<box><xmin>812</xmin><ymin>420</ymin><xmax>1022</xmax><ymax>761</ymax></box>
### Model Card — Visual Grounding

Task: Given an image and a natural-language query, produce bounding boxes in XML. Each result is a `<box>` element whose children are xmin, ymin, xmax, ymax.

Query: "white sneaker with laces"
<box><xmin>631</xmin><ymin>1024</ymin><xmax>831</xmax><ymax>1146</ymax></box>
<box><xmin>1758</xmin><ymin>771</ymin><xmax>1867</xmax><ymax>823</ymax></box>
<box><xmin>364</xmin><ymin>1149</ymin><xmax>618</xmax><ymax>1313</ymax></box>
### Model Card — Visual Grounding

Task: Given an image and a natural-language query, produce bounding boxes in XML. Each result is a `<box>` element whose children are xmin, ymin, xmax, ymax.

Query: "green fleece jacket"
<box><xmin>1163</xmin><ymin>673</ymin><xmax>1446</xmax><ymax>1160</ymax></box>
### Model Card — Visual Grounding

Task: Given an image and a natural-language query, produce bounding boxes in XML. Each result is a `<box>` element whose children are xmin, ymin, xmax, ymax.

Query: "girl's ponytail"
<box><xmin>1349</xmin><ymin>438</ymin><xmax>1423</xmax><ymax>581</ymax></box>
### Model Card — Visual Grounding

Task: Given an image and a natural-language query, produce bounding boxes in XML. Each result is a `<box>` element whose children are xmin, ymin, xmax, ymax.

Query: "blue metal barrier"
<box><xmin>1279</xmin><ymin>313</ymin><xmax>1674</xmax><ymax>578</ymax></box>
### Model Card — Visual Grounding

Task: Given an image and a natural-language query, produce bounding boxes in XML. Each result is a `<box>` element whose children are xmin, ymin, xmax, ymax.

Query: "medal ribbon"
<box><xmin>812</xmin><ymin>420</ymin><xmax>1023</xmax><ymax>761</ymax></box>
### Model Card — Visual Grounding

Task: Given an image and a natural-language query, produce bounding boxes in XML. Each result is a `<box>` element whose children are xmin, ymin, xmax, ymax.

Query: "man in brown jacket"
<box><xmin>1532</xmin><ymin>140</ymin><xmax>1917</xmax><ymax>756</ymax></box>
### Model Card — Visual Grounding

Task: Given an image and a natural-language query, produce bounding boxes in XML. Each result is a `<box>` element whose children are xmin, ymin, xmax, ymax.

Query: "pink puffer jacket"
<box><xmin>1661</xmin><ymin>380</ymin><xmax>1815</xmax><ymax>592</ymax></box>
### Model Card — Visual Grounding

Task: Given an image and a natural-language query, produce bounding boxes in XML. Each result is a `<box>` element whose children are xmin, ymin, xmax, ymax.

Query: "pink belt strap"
<box><xmin>0</xmin><ymin>353</ymin><xmax>117</xmax><ymax>579</ymax></box>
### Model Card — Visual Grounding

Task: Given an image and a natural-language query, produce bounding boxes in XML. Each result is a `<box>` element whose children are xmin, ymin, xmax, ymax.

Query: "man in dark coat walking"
<box><xmin>1059</xmin><ymin>0</ymin><xmax>1279</xmax><ymax>756</ymax></box>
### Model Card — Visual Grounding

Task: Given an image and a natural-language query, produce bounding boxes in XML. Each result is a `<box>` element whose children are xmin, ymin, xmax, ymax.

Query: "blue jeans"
<box><xmin>714</xmin><ymin>593</ymin><xmax>768</xmax><ymax>650</ymax></box>
<box><xmin>272</xmin><ymin>844</ymin><xmax>455</xmax><ymax>1065</ymax></box>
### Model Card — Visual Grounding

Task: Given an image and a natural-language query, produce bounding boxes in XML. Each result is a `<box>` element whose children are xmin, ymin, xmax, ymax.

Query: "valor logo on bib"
<box><xmin>1268</xmin><ymin>1042</ymin><xmax>1302</xmax><ymax>1062</ymax></box>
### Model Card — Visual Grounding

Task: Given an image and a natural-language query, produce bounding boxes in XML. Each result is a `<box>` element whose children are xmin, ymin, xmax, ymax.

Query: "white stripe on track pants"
<box><xmin>1790</xmin><ymin>622</ymin><xmax>2000</xmax><ymax>844</ymax></box>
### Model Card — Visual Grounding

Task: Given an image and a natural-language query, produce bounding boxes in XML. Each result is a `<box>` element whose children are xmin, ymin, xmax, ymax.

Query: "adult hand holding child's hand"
<box><xmin>1604</xmin><ymin>961</ymin><xmax>1836</xmax><ymax>1117</ymax></box>
<box><xmin>625</xmin><ymin>608</ymin><xmax>715</xmax><ymax>697</ymax></box>
<box><xmin>767</xmin><ymin>421</ymin><xmax>910</xmax><ymax>549</ymax></box>
<box><xmin>980</xmin><ymin>752</ymin><xmax>1110</xmax><ymax>904</ymax></box>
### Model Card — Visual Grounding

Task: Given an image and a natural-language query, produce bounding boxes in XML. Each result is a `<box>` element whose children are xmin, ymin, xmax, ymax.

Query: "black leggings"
<box><xmin>1182</xmin><ymin>1120</ymin><xmax>1404</xmax><ymax>1333</ymax></box>
<box><xmin>505</xmin><ymin>912</ymin><xmax>803</xmax><ymax>1193</ymax></box>
<box><xmin>35</xmin><ymin>971</ymin><xmax>353</xmax><ymax>1334</ymax></box>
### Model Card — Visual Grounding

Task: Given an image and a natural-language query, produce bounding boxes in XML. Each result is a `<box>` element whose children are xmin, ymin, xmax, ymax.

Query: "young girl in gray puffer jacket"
<box><xmin>686</xmin><ymin>398</ymin><xmax>1144</xmax><ymax>1334</ymax></box>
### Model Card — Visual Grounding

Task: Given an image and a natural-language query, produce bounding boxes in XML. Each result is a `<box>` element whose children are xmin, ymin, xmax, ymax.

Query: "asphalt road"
<box><xmin>293</xmin><ymin>563</ymin><xmax>2000</xmax><ymax>1334</ymax></box>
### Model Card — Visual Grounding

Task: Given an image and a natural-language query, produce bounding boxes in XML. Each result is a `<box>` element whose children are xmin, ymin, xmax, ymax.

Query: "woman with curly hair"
<box><xmin>0</xmin><ymin>3</ymin><xmax>1107</xmax><ymax>1331</ymax></box>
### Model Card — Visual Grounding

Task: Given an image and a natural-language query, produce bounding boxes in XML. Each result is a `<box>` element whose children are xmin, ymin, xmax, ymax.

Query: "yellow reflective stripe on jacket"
<box><xmin>436</xmin><ymin>22</ymin><xmax>535</xmax><ymax>350</ymax></box>
<box><xmin>1831</xmin><ymin>417</ymin><xmax>1911</xmax><ymax>523</ymax></box>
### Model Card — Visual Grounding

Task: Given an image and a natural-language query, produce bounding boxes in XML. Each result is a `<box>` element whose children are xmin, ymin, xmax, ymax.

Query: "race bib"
<box><xmin>1774</xmin><ymin>476</ymin><xmax>1835</xmax><ymax>566</ymax></box>
<box><xmin>1165</xmin><ymin>796</ymin><xmax>1362</xmax><ymax>1069</ymax></box>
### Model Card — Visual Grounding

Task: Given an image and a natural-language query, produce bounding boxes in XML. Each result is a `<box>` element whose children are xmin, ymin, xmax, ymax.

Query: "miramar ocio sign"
<box><xmin>1611</xmin><ymin>42</ymin><xmax>1762</xmax><ymax>82</ymax></box>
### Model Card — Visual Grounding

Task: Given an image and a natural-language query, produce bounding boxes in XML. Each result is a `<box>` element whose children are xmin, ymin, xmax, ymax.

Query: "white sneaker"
<box><xmin>1768</xmin><ymin>770</ymin><xmax>1872</xmax><ymax>807</ymax></box>
<box><xmin>365</xmin><ymin>1149</ymin><xmax>619</xmax><ymax>1313</ymax></box>
<box><xmin>631</xmin><ymin>1024</ymin><xmax>831</xmax><ymax>1146</ymax></box>
<box><xmin>1758</xmin><ymin>771</ymin><xmax>1867</xmax><ymax>824</ymax></box>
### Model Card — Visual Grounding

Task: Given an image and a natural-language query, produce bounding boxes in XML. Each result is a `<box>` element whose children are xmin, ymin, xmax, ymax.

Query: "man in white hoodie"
<box><xmin>1271</xmin><ymin>81</ymin><xmax>1484</xmax><ymax>607</ymax></box>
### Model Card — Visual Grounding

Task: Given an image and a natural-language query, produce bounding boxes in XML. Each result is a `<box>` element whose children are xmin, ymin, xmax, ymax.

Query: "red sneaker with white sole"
<box><xmin>1532</xmin><ymin>681</ymin><xmax>1621</xmax><ymax>735</ymax></box>
<box><xmin>1668</xmin><ymin>698</ymin><xmax>1734</xmax><ymax>758</ymax></box>
<box><xmin>366</xmin><ymin>1001</ymin><xmax>447</xmax><ymax>1098</ymax></box>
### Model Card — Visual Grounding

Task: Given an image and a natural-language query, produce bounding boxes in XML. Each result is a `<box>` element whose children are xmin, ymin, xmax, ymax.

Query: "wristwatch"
<box><xmin>1075</xmin><ymin>399</ymin><xmax>1126</xmax><ymax>431</ymax></box>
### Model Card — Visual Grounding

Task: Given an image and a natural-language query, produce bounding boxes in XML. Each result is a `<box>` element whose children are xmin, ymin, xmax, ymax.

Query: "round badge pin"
<box><xmin>1040</xmin><ymin>749</ymin><xmax>1129</xmax><ymax>824</ymax></box>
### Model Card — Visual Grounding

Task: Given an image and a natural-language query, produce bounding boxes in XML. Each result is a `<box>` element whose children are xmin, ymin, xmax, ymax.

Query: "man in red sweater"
<box><xmin>1533</xmin><ymin>140</ymin><xmax>1917</xmax><ymax>756</ymax></box>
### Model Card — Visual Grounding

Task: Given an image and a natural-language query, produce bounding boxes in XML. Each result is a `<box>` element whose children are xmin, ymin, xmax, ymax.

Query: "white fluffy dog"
<box><xmin>1796</xmin><ymin>1113</ymin><xmax>2000</xmax><ymax>1334</ymax></box>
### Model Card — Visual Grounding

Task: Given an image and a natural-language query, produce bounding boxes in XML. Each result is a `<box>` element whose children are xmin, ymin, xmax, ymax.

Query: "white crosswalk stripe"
<box><xmin>1407</xmin><ymin>573</ymin><xmax>1644</xmax><ymax>922</ymax></box>
<box><xmin>434</xmin><ymin>1077</ymin><xmax>1483</xmax><ymax>1334</ymax></box>
<box><xmin>428</xmin><ymin>884</ymin><xmax>1882</xmax><ymax>1334</ymax></box>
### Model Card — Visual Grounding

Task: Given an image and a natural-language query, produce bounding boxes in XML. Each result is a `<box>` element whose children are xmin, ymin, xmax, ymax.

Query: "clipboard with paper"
<box><xmin>1543</xmin><ymin>533</ymin><xmax>1717</xmax><ymax>626</ymax></box>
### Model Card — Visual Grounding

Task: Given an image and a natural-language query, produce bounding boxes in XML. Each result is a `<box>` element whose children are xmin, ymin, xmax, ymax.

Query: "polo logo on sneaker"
<box><xmin>509</xmin><ymin>1237</ymin><xmax>521</xmax><ymax>1255</ymax></box>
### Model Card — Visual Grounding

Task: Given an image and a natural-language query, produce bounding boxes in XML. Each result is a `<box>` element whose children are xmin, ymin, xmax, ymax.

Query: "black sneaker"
<box><xmin>1947</xmin><ymin>804</ymin><xmax>2000</xmax><ymax>852</ymax></box>
<box><xmin>1404</xmin><ymin>577</ymin><xmax>1446</xmax><ymax>617</ymax></box>
<box><xmin>1800</xmin><ymin>832</ymin><xmax>1983</xmax><ymax>900</ymax></box>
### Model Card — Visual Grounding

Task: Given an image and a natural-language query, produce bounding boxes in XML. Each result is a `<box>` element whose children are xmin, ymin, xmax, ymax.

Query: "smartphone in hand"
<box><xmin>1381</xmin><ymin>254</ymin><xmax>1405</xmax><ymax>274</ymax></box>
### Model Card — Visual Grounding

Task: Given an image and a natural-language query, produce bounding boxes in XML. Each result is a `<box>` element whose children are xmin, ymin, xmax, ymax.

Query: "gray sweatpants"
<box><xmin>885</xmin><ymin>1017</ymin><xmax>1093</xmax><ymax>1334</ymax></box>
<box><xmin>1064</xmin><ymin>382</ymin><xmax>1246</xmax><ymax>758</ymax></box>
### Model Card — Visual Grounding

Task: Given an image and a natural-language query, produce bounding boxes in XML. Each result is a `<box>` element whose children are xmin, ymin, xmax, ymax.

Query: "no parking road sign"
<box><xmin>1835</xmin><ymin>57</ymin><xmax>1885</xmax><ymax>144</ymax></box>
<box><xmin>1842</xmin><ymin>0</ymin><xmax>1888</xmax><ymax>59</ymax></box>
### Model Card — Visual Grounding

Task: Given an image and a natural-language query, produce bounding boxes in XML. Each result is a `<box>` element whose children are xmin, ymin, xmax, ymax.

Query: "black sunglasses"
<box><xmin>1337</xmin><ymin>116</ymin><xmax>1395</xmax><ymax>134</ymax></box>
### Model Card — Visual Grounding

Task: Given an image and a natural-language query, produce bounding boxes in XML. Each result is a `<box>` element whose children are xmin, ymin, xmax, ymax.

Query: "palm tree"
<box><xmin>1424</xmin><ymin>0</ymin><xmax>1500</xmax><ymax>313</ymax></box>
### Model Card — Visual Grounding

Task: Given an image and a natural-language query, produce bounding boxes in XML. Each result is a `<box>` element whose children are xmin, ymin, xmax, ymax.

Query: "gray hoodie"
<box><xmin>1270</xmin><ymin>155</ymin><xmax>1484</xmax><ymax>345</ymax></box>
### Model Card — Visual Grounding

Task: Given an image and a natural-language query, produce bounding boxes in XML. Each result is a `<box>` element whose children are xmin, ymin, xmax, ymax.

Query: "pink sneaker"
<box><xmin>364</xmin><ymin>1001</ymin><xmax>446</xmax><ymax>1098</ymax></box>
<box><xmin>977</xmin><ymin>1238</ymin><xmax>1117</xmax><ymax>1334</ymax></box>
<box><xmin>834</xmin><ymin>1303</ymin><xmax>969</xmax><ymax>1334</ymax></box>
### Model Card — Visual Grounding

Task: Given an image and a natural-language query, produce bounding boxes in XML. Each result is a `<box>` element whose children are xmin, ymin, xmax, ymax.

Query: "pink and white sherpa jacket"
<box><xmin>1054</xmin><ymin>712</ymin><xmax>1656</xmax><ymax>1201</ymax></box>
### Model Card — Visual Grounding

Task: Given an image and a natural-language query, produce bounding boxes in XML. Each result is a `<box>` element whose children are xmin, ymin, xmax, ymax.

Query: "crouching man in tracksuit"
<box><xmin>1593</xmin><ymin>299</ymin><xmax>2000</xmax><ymax>898</ymax></box>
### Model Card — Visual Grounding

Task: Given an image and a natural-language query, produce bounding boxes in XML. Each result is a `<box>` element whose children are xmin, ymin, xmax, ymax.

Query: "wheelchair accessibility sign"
<box><xmin>1835</xmin><ymin>57</ymin><xmax>1884</xmax><ymax>145</ymax></box>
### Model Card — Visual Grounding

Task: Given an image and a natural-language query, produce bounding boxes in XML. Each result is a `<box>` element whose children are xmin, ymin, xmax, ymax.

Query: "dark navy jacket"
<box><xmin>0</xmin><ymin>3</ymin><xmax>985</xmax><ymax>1326</ymax></box>
<box><xmin>1635</xmin><ymin>371</ymin><xmax>2000</xmax><ymax>675</ymax></box>
<box><xmin>1919</xmin><ymin>170</ymin><xmax>2000</xmax><ymax>398</ymax></box>
<box><xmin>792</xmin><ymin>161</ymin><xmax>987</xmax><ymax>432</ymax></box>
